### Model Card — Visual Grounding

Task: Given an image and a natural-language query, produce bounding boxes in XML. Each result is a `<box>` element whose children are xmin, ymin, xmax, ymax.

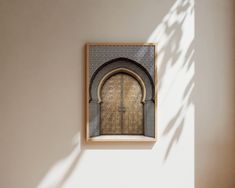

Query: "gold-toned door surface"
<box><xmin>100</xmin><ymin>74</ymin><xmax>122</xmax><ymax>134</ymax></box>
<box><xmin>101</xmin><ymin>73</ymin><xmax>143</xmax><ymax>135</ymax></box>
<box><xmin>122</xmin><ymin>74</ymin><xmax>143</xmax><ymax>134</ymax></box>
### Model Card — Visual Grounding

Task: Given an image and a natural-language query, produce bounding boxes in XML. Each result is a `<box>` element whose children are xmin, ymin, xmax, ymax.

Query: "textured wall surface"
<box><xmin>0</xmin><ymin>0</ymin><xmax>234</xmax><ymax>188</ymax></box>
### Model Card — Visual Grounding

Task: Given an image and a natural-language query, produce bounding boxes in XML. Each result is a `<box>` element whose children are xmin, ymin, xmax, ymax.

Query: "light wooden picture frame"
<box><xmin>85</xmin><ymin>43</ymin><xmax>157</xmax><ymax>142</ymax></box>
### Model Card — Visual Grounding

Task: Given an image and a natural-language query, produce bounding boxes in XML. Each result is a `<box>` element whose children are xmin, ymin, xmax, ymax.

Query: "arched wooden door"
<box><xmin>100</xmin><ymin>73</ymin><xmax>144</xmax><ymax>135</ymax></box>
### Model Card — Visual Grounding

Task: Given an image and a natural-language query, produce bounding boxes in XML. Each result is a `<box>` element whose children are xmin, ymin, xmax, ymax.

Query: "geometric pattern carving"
<box><xmin>89</xmin><ymin>45</ymin><xmax>155</xmax><ymax>80</ymax></box>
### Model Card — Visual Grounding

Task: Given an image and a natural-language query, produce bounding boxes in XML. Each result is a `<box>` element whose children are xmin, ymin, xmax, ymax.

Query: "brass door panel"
<box><xmin>101</xmin><ymin>73</ymin><xmax>143</xmax><ymax>135</ymax></box>
<box><xmin>122</xmin><ymin>74</ymin><xmax>143</xmax><ymax>134</ymax></box>
<box><xmin>100</xmin><ymin>74</ymin><xmax>122</xmax><ymax>134</ymax></box>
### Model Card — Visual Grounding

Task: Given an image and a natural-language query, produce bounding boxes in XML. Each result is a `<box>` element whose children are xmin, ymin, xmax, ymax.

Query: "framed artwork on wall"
<box><xmin>85</xmin><ymin>43</ymin><xmax>157</xmax><ymax>142</ymax></box>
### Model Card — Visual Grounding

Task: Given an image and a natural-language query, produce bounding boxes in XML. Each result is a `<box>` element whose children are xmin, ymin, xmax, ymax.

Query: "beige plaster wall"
<box><xmin>0</xmin><ymin>0</ymin><xmax>234</xmax><ymax>188</ymax></box>
<box><xmin>195</xmin><ymin>0</ymin><xmax>235</xmax><ymax>187</ymax></box>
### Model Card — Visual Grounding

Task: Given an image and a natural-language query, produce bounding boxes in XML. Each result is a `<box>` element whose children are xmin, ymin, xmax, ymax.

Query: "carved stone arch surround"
<box><xmin>89</xmin><ymin>58</ymin><xmax>155</xmax><ymax>138</ymax></box>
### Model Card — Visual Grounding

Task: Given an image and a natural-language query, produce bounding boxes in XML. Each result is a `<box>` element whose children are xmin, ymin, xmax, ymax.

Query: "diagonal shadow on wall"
<box><xmin>150</xmin><ymin>0</ymin><xmax>195</xmax><ymax>161</ymax></box>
